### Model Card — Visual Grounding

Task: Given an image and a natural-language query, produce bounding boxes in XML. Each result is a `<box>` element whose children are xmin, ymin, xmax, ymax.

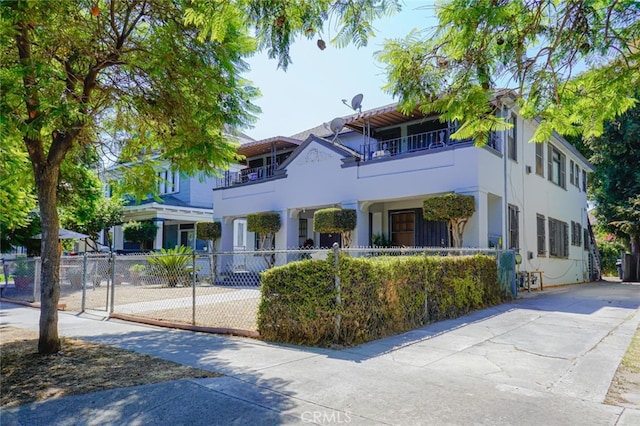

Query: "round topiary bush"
<box><xmin>313</xmin><ymin>208</ymin><xmax>357</xmax><ymax>247</ymax></box>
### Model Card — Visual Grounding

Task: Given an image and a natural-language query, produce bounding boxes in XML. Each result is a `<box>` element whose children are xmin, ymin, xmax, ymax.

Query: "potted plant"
<box><xmin>13</xmin><ymin>260</ymin><xmax>34</xmax><ymax>291</ymax></box>
<box><xmin>129</xmin><ymin>264</ymin><xmax>146</xmax><ymax>285</ymax></box>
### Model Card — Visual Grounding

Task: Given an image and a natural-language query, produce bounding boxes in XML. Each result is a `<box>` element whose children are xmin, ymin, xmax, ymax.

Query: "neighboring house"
<box><xmin>105</xmin><ymin>132</ymin><xmax>254</xmax><ymax>252</ymax></box>
<box><xmin>212</xmin><ymin>92</ymin><xmax>598</xmax><ymax>286</ymax></box>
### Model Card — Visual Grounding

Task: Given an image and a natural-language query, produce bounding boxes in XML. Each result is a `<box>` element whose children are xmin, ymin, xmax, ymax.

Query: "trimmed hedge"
<box><xmin>313</xmin><ymin>208</ymin><xmax>357</xmax><ymax>248</ymax></box>
<box><xmin>258</xmin><ymin>253</ymin><xmax>508</xmax><ymax>347</ymax></box>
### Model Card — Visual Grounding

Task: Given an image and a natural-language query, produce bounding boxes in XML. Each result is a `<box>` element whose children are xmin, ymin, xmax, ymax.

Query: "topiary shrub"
<box><xmin>313</xmin><ymin>208</ymin><xmax>357</xmax><ymax>247</ymax></box>
<box><xmin>248</xmin><ymin>212</ymin><xmax>281</xmax><ymax>267</ymax></box>
<box><xmin>423</xmin><ymin>193</ymin><xmax>475</xmax><ymax>247</ymax></box>
<box><xmin>196</xmin><ymin>221</ymin><xmax>221</xmax><ymax>242</ymax></box>
<box><xmin>122</xmin><ymin>221</ymin><xmax>158</xmax><ymax>250</ymax></box>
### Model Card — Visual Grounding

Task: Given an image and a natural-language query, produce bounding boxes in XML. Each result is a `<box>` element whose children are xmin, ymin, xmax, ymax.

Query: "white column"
<box><xmin>113</xmin><ymin>225</ymin><xmax>124</xmax><ymax>251</ymax></box>
<box><xmin>218</xmin><ymin>217</ymin><xmax>234</xmax><ymax>252</ymax></box>
<box><xmin>275</xmin><ymin>209</ymin><xmax>299</xmax><ymax>250</ymax></box>
<box><xmin>153</xmin><ymin>219</ymin><xmax>164</xmax><ymax>250</ymax></box>
<box><xmin>341</xmin><ymin>201</ymin><xmax>369</xmax><ymax>247</ymax></box>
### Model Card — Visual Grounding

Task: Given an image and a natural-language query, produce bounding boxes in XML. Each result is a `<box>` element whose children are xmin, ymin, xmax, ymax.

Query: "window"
<box><xmin>575</xmin><ymin>164</ymin><xmax>580</xmax><ymax>188</ymax></box>
<box><xmin>233</xmin><ymin>219</ymin><xmax>247</xmax><ymax>249</ymax></box>
<box><xmin>535</xmin><ymin>142</ymin><xmax>544</xmax><ymax>176</ymax></box>
<box><xmin>508</xmin><ymin>204</ymin><xmax>519</xmax><ymax>250</ymax></box>
<box><xmin>158</xmin><ymin>169</ymin><xmax>179</xmax><ymax>195</ymax></box>
<box><xmin>584</xmin><ymin>228</ymin><xmax>590</xmax><ymax>250</ymax></box>
<box><xmin>254</xmin><ymin>233</ymin><xmax>273</xmax><ymax>250</ymax></box>
<box><xmin>582</xmin><ymin>170</ymin><xmax>587</xmax><ymax>192</ymax></box>
<box><xmin>548</xmin><ymin>144</ymin><xmax>566</xmax><ymax>188</ymax></box>
<box><xmin>570</xmin><ymin>160</ymin><xmax>575</xmax><ymax>186</ymax></box>
<box><xmin>298</xmin><ymin>219</ymin><xmax>308</xmax><ymax>246</ymax></box>
<box><xmin>571</xmin><ymin>221</ymin><xmax>582</xmax><ymax>246</ymax></box>
<box><xmin>390</xmin><ymin>211</ymin><xmax>415</xmax><ymax>246</ymax></box>
<box><xmin>508</xmin><ymin>114</ymin><xmax>517</xmax><ymax>161</ymax></box>
<box><xmin>537</xmin><ymin>214</ymin><xmax>546</xmax><ymax>255</ymax></box>
<box><xmin>549</xmin><ymin>217</ymin><xmax>569</xmax><ymax>258</ymax></box>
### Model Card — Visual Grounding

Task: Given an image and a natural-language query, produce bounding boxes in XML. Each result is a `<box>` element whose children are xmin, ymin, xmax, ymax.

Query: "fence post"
<box><xmin>81</xmin><ymin>251</ymin><xmax>87</xmax><ymax>312</ymax></box>
<box><xmin>33</xmin><ymin>258</ymin><xmax>41</xmax><ymax>303</ymax></box>
<box><xmin>109</xmin><ymin>253</ymin><xmax>116</xmax><ymax>313</ymax></box>
<box><xmin>192</xmin><ymin>252</ymin><xmax>197</xmax><ymax>325</ymax></box>
<box><xmin>332</xmin><ymin>242</ymin><xmax>342</xmax><ymax>341</ymax></box>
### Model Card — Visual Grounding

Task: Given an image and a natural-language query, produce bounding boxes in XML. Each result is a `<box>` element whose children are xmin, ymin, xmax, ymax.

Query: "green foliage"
<box><xmin>423</xmin><ymin>193</ymin><xmax>475</xmax><ymax>222</ymax></box>
<box><xmin>313</xmin><ymin>208</ymin><xmax>357</xmax><ymax>233</ymax></box>
<box><xmin>13</xmin><ymin>259</ymin><xmax>35</xmax><ymax>277</ymax></box>
<box><xmin>371</xmin><ymin>233</ymin><xmax>391</xmax><ymax>247</ymax></box>
<box><xmin>247</xmin><ymin>212</ymin><xmax>281</xmax><ymax>234</ymax></box>
<box><xmin>128</xmin><ymin>264</ymin><xmax>146</xmax><ymax>273</ymax></box>
<box><xmin>598</xmin><ymin>239</ymin><xmax>626</xmax><ymax>277</ymax></box>
<box><xmin>377</xmin><ymin>1</ymin><xmax>640</xmax><ymax>144</ymax></box>
<box><xmin>196</xmin><ymin>222</ymin><xmax>222</xmax><ymax>241</ymax></box>
<box><xmin>258</xmin><ymin>253</ymin><xmax>507</xmax><ymax>347</ymax></box>
<box><xmin>259</xmin><ymin>260</ymin><xmax>337</xmax><ymax>346</ymax></box>
<box><xmin>0</xmin><ymin>212</ymin><xmax>41</xmax><ymax>255</ymax></box>
<box><xmin>575</xmin><ymin>96</ymin><xmax>640</xmax><ymax>252</ymax></box>
<box><xmin>122</xmin><ymin>221</ymin><xmax>158</xmax><ymax>248</ymax></box>
<box><xmin>185</xmin><ymin>0</ymin><xmax>401</xmax><ymax>70</ymax></box>
<box><xmin>423</xmin><ymin>194</ymin><xmax>475</xmax><ymax>247</ymax></box>
<box><xmin>147</xmin><ymin>246</ymin><xmax>194</xmax><ymax>287</ymax></box>
<box><xmin>313</xmin><ymin>208</ymin><xmax>357</xmax><ymax>247</ymax></box>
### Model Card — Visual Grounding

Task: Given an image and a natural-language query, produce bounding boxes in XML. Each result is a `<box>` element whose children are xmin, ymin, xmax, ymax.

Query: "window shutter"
<box><xmin>563</xmin><ymin>222</ymin><xmax>569</xmax><ymax>256</ymax></box>
<box><xmin>547</xmin><ymin>145</ymin><xmax>553</xmax><ymax>182</ymax></box>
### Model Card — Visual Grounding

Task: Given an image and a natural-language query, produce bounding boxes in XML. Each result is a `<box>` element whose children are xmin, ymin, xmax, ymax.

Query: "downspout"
<box><xmin>503</xmin><ymin>103</ymin><xmax>508</xmax><ymax>251</ymax></box>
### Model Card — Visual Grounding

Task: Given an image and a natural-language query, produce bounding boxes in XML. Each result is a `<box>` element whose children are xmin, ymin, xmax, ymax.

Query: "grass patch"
<box><xmin>606</xmin><ymin>323</ymin><xmax>640</xmax><ymax>408</ymax></box>
<box><xmin>0</xmin><ymin>326</ymin><xmax>221</xmax><ymax>408</ymax></box>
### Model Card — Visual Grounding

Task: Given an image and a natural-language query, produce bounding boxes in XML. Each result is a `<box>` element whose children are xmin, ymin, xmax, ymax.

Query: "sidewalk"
<box><xmin>2</xmin><ymin>282</ymin><xmax>640</xmax><ymax>425</ymax></box>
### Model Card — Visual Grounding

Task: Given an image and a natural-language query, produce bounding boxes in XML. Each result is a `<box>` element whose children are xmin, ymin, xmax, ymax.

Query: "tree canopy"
<box><xmin>573</xmin><ymin>94</ymin><xmax>640</xmax><ymax>253</ymax></box>
<box><xmin>378</xmin><ymin>1</ymin><xmax>640</xmax><ymax>144</ymax></box>
<box><xmin>1</xmin><ymin>0</ymin><xmax>398</xmax><ymax>353</ymax></box>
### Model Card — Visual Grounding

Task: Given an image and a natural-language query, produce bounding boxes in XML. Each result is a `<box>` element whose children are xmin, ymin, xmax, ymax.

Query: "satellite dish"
<box><xmin>330</xmin><ymin>117</ymin><xmax>345</xmax><ymax>135</ymax></box>
<box><xmin>351</xmin><ymin>94</ymin><xmax>363</xmax><ymax>112</ymax></box>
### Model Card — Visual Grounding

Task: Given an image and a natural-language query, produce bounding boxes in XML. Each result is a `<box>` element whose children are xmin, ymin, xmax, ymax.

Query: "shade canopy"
<box><xmin>33</xmin><ymin>228</ymin><xmax>89</xmax><ymax>240</ymax></box>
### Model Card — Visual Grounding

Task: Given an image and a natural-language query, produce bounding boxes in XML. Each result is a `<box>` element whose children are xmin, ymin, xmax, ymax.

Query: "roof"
<box><xmin>236</xmin><ymin>136</ymin><xmax>302</xmax><ymax>158</ymax></box>
<box><xmin>127</xmin><ymin>195</ymin><xmax>193</xmax><ymax>208</ymax></box>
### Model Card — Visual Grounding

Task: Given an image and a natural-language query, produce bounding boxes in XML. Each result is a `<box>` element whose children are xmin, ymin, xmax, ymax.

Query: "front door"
<box><xmin>390</xmin><ymin>211</ymin><xmax>415</xmax><ymax>246</ymax></box>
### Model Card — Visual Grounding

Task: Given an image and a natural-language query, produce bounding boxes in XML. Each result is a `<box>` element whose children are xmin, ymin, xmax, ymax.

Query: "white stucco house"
<box><xmin>213</xmin><ymin>92</ymin><xmax>599</xmax><ymax>286</ymax></box>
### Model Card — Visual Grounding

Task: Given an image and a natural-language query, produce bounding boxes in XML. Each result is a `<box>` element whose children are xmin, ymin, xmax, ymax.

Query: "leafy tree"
<box><xmin>378</xmin><ymin>1</ymin><xmax>640</xmax><ymax>144</ymax></box>
<box><xmin>423</xmin><ymin>194</ymin><xmax>475</xmax><ymax>248</ymax></box>
<box><xmin>65</xmin><ymin>197</ymin><xmax>124</xmax><ymax>251</ymax></box>
<box><xmin>573</xmin><ymin>97</ymin><xmax>640</xmax><ymax>254</ymax></box>
<box><xmin>313</xmin><ymin>208</ymin><xmax>357</xmax><ymax>248</ymax></box>
<box><xmin>122</xmin><ymin>221</ymin><xmax>158</xmax><ymax>250</ymax></box>
<box><xmin>2</xmin><ymin>0</ymin><xmax>397</xmax><ymax>353</ymax></box>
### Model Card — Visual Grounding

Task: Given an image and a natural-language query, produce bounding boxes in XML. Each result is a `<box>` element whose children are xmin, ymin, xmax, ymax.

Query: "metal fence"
<box><xmin>1</xmin><ymin>247</ymin><xmax>516</xmax><ymax>334</ymax></box>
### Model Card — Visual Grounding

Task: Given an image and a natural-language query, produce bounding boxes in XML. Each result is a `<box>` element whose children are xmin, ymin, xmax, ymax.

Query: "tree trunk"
<box><xmin>37</xmin><ymin>167</ymin><xmax>62</xmax><ymax>354</ymax></box>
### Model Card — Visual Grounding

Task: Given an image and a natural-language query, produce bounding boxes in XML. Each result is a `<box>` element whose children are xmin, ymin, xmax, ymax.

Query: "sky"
<box><xmin>243</xmin><ymin>1</ymin><xmax>438</xmax><ymax>141</ymax></box>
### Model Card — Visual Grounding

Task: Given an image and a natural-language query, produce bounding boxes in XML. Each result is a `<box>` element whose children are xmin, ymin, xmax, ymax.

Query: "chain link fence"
<box><xmin>1</xmin><ymin>247</ymin><xmax>515</xmax><ymax>334</ymax></box>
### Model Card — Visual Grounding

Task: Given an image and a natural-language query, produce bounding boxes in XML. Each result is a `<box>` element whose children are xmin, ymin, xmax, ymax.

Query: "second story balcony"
<box><xmin>360</xmin><ymin>127</ymin><xmax>500</xmax><ymax>161</ymax></box>
<box><xmin>215</xmin><ymin>165</ymin><xmax>280</xmax><ymax>188</ymax></box>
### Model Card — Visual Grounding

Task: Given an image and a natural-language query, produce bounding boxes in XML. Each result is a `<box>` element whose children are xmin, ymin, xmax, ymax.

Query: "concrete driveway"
<box><xmin>2</xmin><ymin>282</ymin><xmax>639</xmax><ymax>425</ymax></box>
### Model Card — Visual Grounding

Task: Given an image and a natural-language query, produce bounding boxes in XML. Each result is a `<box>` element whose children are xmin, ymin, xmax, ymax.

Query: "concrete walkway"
<box><xmin>1</xmin><ymin>282</ymin><xmax>639</xmax><ymax>425</ymax></box>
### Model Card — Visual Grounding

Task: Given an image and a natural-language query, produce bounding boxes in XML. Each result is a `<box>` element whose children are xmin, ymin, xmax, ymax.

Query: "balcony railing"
<box><xmin>215</xmin><ymin>165</ymin><xmax>275</xmax><ymax>188</ymax></box>
<box><xmin>360</xmin><ymin>128</ymin><xmax>484</xmax><ymax>161</ymax></box>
